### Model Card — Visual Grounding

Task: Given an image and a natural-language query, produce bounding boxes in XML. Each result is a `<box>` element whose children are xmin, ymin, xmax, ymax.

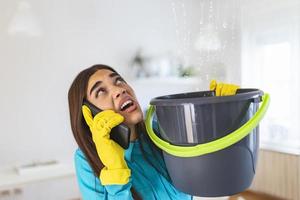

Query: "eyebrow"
<box><xmin>110</xmin><ymin>72</ymin><xmax>126</xmax><ymax>83</ymax></box>
<box><xmin>109</xmin><ymin>72</ymin><xmax>119</xmax><ymax>78</ymax></box>
<box><xmin>89</xmin><ymin>72</ymin><xmax>121</xmax><ymax>96</ymax></box>
<box><xmin>89</xmin><ymin>81</ymin><xmax>102</xmax><ymax>96</ymax></box>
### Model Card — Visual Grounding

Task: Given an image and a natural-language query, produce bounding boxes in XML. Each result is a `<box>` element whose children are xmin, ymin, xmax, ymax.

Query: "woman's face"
<box><xmin>86</xmin><ymin>69</ymin><xmax>143</xmax><ymax>125</ymax></box>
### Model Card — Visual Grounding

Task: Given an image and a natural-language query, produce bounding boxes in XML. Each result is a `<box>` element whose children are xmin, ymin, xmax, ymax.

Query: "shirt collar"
<box><xmin>124</xmin><ymin>139</ymin><xmax>139</xmax><ymax>162</ymax></box>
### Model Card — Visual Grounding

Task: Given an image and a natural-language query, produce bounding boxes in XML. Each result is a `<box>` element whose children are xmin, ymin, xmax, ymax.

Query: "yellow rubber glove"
<box><xmin>210</xmin><ymin>80</ymin><xmax>240</xmax><ymax>96</ymax></box>
<box><xmin>82</xmin><ymin>105</ymin><xmax>131</xmax><ymax>185</ymax></box>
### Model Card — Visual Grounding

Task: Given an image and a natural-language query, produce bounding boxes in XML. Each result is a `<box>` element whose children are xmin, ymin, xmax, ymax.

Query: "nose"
<box><xmin>113</xmin><ymin>87</ymin><xmax>126</xmax><ymax>99</ymax></box>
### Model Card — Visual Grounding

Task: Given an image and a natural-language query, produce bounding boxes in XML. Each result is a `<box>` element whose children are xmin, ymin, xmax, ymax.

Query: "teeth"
<box><xmin>121</xmin><ymin>100</ymin><xmax>133</xmax><ymax>110</ymax></box>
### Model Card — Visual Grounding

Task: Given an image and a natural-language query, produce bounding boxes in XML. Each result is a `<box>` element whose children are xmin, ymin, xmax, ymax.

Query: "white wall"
<box><xmin>0</xmin><ymin>0</ymin><xmax>241</xmax><ymax>169</ymax></box>
<box><xmin>240</xmin><ymin>0</ymin><xmax>300</xmax><ymax>153</ymax></box>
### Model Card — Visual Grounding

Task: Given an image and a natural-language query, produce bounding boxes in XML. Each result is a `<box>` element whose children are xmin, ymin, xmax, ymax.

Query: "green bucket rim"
<box><xmin>145</xmin><ymin>93</ymin><xmax>270</xmax><ymax>157</ymax></box>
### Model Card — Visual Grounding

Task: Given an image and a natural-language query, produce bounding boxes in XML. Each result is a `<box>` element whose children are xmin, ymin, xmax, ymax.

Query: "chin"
<box><xmin>124</xmin><ymin>111</ymin><xmax>144</xmax><ymax>125</ymax></box>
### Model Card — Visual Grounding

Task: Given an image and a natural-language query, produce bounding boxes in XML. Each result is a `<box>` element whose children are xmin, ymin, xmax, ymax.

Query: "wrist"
<box><xmin>100</xmin><ymin>167</ymin><xmax>131</xmax><ymax>185</ymax></box>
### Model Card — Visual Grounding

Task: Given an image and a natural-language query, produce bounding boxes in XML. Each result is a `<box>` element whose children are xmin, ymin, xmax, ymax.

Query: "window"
<box><xmin>241</xmin><ymin>1</ymin><xmax>300</xmax><ymax>154</ymax></box>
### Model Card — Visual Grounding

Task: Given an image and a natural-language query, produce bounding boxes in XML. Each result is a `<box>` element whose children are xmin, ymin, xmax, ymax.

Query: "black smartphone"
<box><xmin>83</xmin><ymin>100</ymin><xmax>131</xmax><ymax>149</ymax></box>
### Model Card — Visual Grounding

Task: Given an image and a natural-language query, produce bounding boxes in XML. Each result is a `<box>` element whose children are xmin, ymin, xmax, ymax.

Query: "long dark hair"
<box><xmin>68</xmin><ymin>64</ymin><xmax>170</xmax><ymax>200</ymax></box>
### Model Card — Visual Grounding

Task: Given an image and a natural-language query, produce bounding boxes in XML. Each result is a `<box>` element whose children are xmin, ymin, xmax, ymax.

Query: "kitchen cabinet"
<box><xmin>0</xmin><ymin>163</ymin><xmax>80</xmax><ymax>200</ymax></box>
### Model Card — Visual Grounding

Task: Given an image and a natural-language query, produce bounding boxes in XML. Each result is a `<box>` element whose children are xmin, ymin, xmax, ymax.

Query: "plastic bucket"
<box><xmin>145</xmin><ymin>89</ymin><xmax>270</xmax><ymax>197</ymax></box>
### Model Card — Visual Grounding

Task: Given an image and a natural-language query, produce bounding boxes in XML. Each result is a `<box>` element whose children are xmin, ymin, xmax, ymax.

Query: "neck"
<box><xmin>129</xmin><ymin>124</ymin><xmax>138</xmax><ymax>141</ymax></box>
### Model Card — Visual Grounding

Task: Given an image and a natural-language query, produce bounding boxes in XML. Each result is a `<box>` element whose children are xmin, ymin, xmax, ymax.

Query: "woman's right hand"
<box><xmin>82</xmin><ymin>105</ymin><xmax>131</xmax><ymax>185</ymax></box>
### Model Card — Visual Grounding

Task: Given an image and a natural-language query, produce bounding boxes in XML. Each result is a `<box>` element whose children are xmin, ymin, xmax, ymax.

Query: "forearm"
<box><xmin>105</xmin><ymin>177</ymin><xmax>134</xmax><ymax>200</ymax></box>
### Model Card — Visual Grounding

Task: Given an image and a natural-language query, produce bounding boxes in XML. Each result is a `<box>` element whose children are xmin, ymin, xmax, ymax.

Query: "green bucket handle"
<box><xmin>145</xmin><ymin>93</ymin><xmax>270</xmax><ymax>157</ymax></box>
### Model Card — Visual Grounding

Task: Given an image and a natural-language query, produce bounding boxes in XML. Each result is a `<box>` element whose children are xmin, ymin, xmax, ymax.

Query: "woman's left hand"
<box><xmin>210</xmin><ymin>80</ymin><xmax>240</xmax><ymax>96</ymax></box>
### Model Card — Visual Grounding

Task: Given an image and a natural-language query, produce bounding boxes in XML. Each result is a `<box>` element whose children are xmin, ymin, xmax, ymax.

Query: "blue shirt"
<box><xmin>74</xmin><ymin>139</ymin><xmax>192</xmax><ymax>200</ymax></box>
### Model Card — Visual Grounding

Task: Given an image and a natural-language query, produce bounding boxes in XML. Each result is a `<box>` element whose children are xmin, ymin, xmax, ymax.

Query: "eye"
<box><xmin>95</xmin><ymin>88</ymin><xmax>105</xmax><ymax>98</ymax></box>
<box><xmin>115</xmin><ymin>77</ymin><xmax>125</xmax><ymax>85</ymax></box>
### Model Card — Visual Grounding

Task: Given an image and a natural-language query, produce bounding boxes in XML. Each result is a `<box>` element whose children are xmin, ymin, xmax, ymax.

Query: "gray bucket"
<box><xmin>145</xmin><ymin>89</ymin><xmax>270</xmax><ymax>197</ymax></box>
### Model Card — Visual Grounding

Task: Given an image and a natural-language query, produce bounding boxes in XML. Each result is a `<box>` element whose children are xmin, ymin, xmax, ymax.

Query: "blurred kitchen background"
<box><xmin>0</xmin><ymin>0</ymin><xmax>299</xmax><ymax>199</ymax></box>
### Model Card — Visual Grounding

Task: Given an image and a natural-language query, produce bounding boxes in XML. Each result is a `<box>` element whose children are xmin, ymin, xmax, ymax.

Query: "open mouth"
<box><xmin>120</xmin><ymin>99</ymin><xmax>135</xmax><ymax>112</ymax></box>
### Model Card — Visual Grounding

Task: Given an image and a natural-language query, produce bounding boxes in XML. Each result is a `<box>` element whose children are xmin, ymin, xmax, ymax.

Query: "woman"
<box><xmin>68</xmin><ymin>64</ymin><xmax>238</xmax><ymax>200</ymax></box>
